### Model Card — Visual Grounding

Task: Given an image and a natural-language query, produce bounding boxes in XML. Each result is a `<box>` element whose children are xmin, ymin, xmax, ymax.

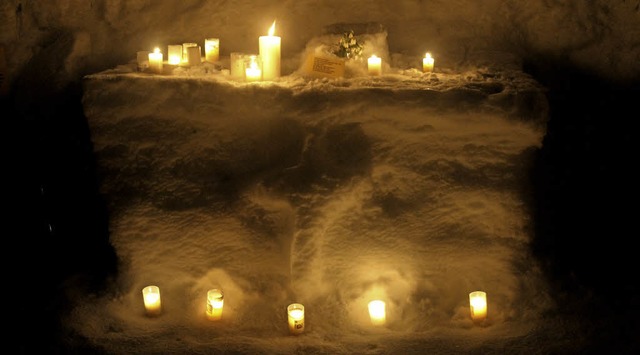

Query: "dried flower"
<box><xmin>334</xmin><ymin>30</ymin><xmax>364</xmax><ymax>59</ymax></box>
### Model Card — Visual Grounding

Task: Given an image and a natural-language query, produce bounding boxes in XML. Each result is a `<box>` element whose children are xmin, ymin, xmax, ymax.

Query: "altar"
<box><xmin>76</xmin><ymin>38</ymin><xmax>555</xmax><ymax>352</ymax></box>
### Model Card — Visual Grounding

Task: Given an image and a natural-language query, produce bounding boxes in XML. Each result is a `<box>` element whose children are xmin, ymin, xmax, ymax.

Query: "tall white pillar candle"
<box><xmin>206</xmin><ymin>289</ymin><xmax>224</xmax><ymax>321</ymax></box>
<box><xmin>287</xmin><ymin>303</ymin><xmax>304</xmax><ymax>334</ymax></box>
<box><xmin>259</xmin><ymin>20</ymin><xmax>281</xmax><ymax>80</ymax></box>
<box><xmin>367</xmin><ymin>55</ymin><xmax>382</xmax><ymax>76</ymax></box>
<box><xmin>148</xmin><ymin>48</ymin><xmax>163</xmax><ymax>74</ymax></box>
<box><xmin>469</xmin><ymin>291</ymin><xmax>487</xmax><ymax>322</ymax></box>
<box><xmin>204</xmin><ymin>38</ymin><xmax>220</xmax><ymax>63</ymax></box>
<box><xmin>368</xmin><ymin>300</ymin><xmax>386</xmax><ymax>325</ymax></box>
<box><xmin>142</xmin><ymin>285</ymin><xmax>162</xmax><ymax>316</ymax></box>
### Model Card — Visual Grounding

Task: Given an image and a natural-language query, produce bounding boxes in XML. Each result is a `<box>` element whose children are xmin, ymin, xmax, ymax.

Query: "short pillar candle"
<box><xmin>469</xmin><ymin>291</ymin><xmax>487</xmax><ymax>322</ymax></box>
<box><xmin>368</xmin><ymin>300</ymin><xmax>386</xmax><ymax>325</ymax></box>
<box><xmin>287</xmin><ymin>303</ymin><xmax>305</xmax><ymax>335</ymax></box>
<box><xmin>142</xmin><ymin>285</ymin><xmax>162</xmax><ymax>316</ymax></box>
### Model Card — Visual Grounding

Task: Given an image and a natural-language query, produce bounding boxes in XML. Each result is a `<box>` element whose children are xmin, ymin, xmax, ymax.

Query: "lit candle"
<box><xmin>206</xmin><ymin>288</ymin><xmax>224</xmax><ymax>321</ymax></box>
<box><xmin>168</xmin><ymin>45</ymin><xmax>182</xmax><ymax>65</ymax></box>
<box><xmin>367</xmin><ymin>55</ymin><xmax>382</xmax><ymax>76</ymax></box>
<box><xmin>368</xmin><ymin>300</ymin><xmax>386</xmax><ymax>325</ymax></box>
<box><xmin>245</xmin><ymin>55</ymin><xmax>262</xmax><ymax>82</ymax></box>
<box><xmin>148</xmin><ymin>48</ymin><xmax>163</xmax><ymax>74</ymax></box>
<box><xmin>469</xmin><ymin>291</ymin><xmax>487</xmax><ymax>322</ymax></box>
<box><xmin>287</xmin><ymin>303</ymin><xmax>305</xmax><ymax>335</ymax></box>
<box><xmin>204</xmin><ymin>38</ymin><xmax>220</xmax><ymax>63</ymax></box>
<box><xmin>422</xmin><ymin>52</ymin><xmax>434</xmax><ymax>72</ymax></box>
<box><xmin>142</xmin><ymin>285</ymin><xmax>162</xmax><ymax>316</ymax></box>
<box><xmin>230</xmin><ymin>52</ymin><xmax>246</xmax><ymax>80</ymax></box>
<box><xmin>259</xmin><ymin>20</ymin><xmax>281</xmax><ymax>80</ymax></box>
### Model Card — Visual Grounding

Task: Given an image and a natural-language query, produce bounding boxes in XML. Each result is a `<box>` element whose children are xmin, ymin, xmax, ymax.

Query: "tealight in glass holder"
<box><xmin>287</xmin><ymin>303</ymin><xmax>305</xmax><ymax>334</ymax></box>
<box><xmin>142</xmin><ymin>285</ymin><xmax>162</xmax><ymax>316</ymax></box>
<box><xmin>206</xmin><ymin>288</ymin><xmax>224</xmax><ymax>321</ymax></box>
<box><xmin>167</xmin><ymin>44</ymin><xmax>183</xmax><ymax>65</ymax></box>
<box><xmin>244</xmin><ymin>54</ymin><xmax>262</xmax><ymax>82</ymax></box>
<box><xmin>230</xmin><ymin>52</ymin><xmax>246</xmax><ymax>80</ymax></box>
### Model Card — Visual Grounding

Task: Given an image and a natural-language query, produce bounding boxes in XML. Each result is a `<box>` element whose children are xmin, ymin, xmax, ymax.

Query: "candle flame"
<box><xmin>425</xmin><ymin>52</ymin><xmax>432</xmax><ymax>59</ymax></box>
<box><xmin>268</xmin><ymin>20</ymin><xmax>276</xmax><ymax>36</ymax></box>
<box><xmin>154</xmin><ymin>47</ymin><xmax>160</xmax><ymax>53</ymax></box>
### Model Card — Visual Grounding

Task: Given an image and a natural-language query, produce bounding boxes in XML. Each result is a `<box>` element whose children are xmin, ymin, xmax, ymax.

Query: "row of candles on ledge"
<box><xmin>367</xmin><ymin>52</ymin><xmax>434</xmax><ymax>75</ymax></box>
<box><xmin>138</xmin><ymin>20</ymin><xmax>281</xmax><ymax>81</ymax></box>
<box><xmin>137</xmin><ymin>20</ymin><xmax>436</xmax><ymax>81</ymax></box>
<box><xmin>142</xmin><ymin>285</ymin><xmax>487</xmax><ymax>334</ymax></box>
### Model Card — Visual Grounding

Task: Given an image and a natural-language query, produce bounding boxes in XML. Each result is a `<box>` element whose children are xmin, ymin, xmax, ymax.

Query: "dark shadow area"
<box><xmin>6</xmin><ymin>51</ymin><xmax>118</xmax><ymax>353</ymax></box>
<box><xmin>525</xmin><ymin>55</ymin><xmax>639</xmax><ymax>354</ymax></box>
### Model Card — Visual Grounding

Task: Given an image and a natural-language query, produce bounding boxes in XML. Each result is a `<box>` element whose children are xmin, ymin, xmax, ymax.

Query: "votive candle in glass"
<box><xmin>367</xmin><ymin>55</ymin><xmax>382</xmax><ymax>76</ymax></box>
<box><xmin>230</xmin><ymin>52</ymin><xmax>246</xmax><ymax>80</ymax></box>
<box><xmin>287</xmin><ymin>303</ymin><xmax>305</xmax><ymax>335</ymax></box>
<box><xmin>469</xmin><ymin>291</ymin><xmax>487</xmax><ymax>322</ymax></box>
<box><xmin>206</xmin><ymin>288</ymin><xmax>224</xmax><ymax>321</ymax></box>
<box><xmin>142</xmin><ymin>285</ymin><xmax>162</xmax><ymax>316</ymax></box>
<box><xmin>148</xmin><ymin>48</ymin><xmax>163</xmax><ymax>74</ymax></box>
<box><xmin>423</xmin><ymin>52</ymin><xmax>434</xmax><ymax>72</ymax></box>
<box><xmin>245</xmin><ymin>55</ymin><xmax>262</xmax><ymax>82</ymax></box>
<box><xmin>368</xmin><ymin>300</ymin><xmax>386</xmax><ymax>325</ymax></box>
<box><xmin>168</xmin><ymin>44</ymin><xmax>182</xmax><ymax>65</ymax></box>
<box><xmin>204</xmin><ymin>38</ymin><xmax>220</xmax><ymax>63</ymax></box>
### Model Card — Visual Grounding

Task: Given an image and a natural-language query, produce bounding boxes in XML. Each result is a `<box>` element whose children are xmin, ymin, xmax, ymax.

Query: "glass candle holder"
<box><xmin>230</xmin><ymin>52</ymin><xmax>246</xmax><ymax>80</ymax></box>
<box><xmin>469</xmin><ymin>291</ymin><xmax>487</xmax><ymax>322</ymax></box>
<box><xmin>142</xmin><ymin>285</ymin><xmax>162</xmax><ymax>316</ymax></box>
<box><xmin>244</xmin><ymin>54</ymin><xmax>262</xmax><ymax>82</ymax></box>
<box><xmin>422</xmin><ymin>52</ymin><xmax>434</xmax><ymax>72</ymax></box>
<box><xmin>204</xmin><ymin>38</ymin><xmax>220</xmax><ymax>63</ymax></box>
<box><xmin>368</xmin><ymin>300</ymin><xmax>386</xmax><ymax>325</ymax></box>
<box><xmin>206</xmin><ymin>288</ymin><xmax>224</xmax><ymax>321</ymax></box>
<box><xmin>148</xmin><ymin>48</ymin><xmax>163</xmax><ymax>74</ymax></box>
<box><xmin>168</xmin><ymin>45</ymin><xmax>183</xmax><ymax>65</ymax></box>
<box><xmin>287</xmin><ymin>303</ymin><xmax>305</xmax><ymax>335</ymax></box>
<box><xmin>182</xmin><ymin>42</ymin><xmax>198</xmax><ymax>63</ymax></box>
